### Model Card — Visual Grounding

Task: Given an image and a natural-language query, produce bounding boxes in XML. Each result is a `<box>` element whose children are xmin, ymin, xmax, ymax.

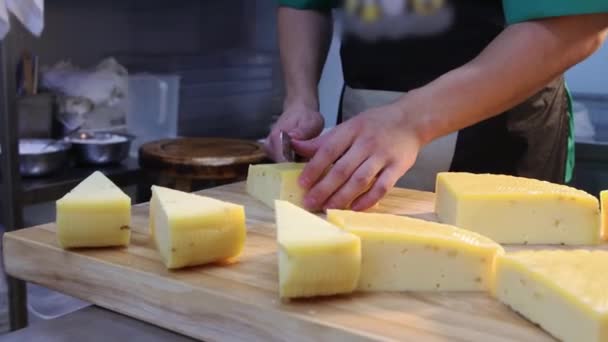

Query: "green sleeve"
<box><xmin>503</xmin><ymin>0</ymin><xmax>608</xmax><ymax>24</ymax></box>
<box><xmin>277</xmin><ymin>0</ymin><xmax>337</xmax><ymax>11</ymax></box>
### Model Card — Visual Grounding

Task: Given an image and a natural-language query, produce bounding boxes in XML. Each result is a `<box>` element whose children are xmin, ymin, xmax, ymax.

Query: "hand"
<box><xmin>292</xmin><ymin>102</ymin><xmax>422</xmax><ymax>211</ymax></box>
<box><xmin>264</xmin><ymin>103</ymin><xmax>324</xmax><ymax>162</ymax></box>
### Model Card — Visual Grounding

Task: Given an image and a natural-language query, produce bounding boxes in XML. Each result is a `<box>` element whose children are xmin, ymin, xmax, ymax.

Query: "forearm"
<box><xmin>400</xmin><ymin>13</ymin><xmax>608</xmax><ymax>145</ymax></box>
<box><xmin>278</xmin><ymin>6</ymin><xmax>333</xmax><ymax>110</ymax></box>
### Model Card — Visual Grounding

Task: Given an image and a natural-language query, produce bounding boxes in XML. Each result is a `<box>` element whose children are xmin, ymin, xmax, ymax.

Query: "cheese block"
<box><xmin>435</xmin><ymin>172</ymin><xmax>600</xmax><ymax>245</ymax></box>
<box><xmin>151</xmin><ymin>186</ymin><xmax>246</xmax><ymax>269</ymax></box>
<box><xmin>601</xmin><ymin>190</ymin><xmax>608</xmax><ymax>240</ymax></box>
<box><xmin>494</xmin><ymin>250</ymin><xmax>608</xmax><ymax>342</ymax></box>
<box><xmin>327</xmin><ymin>210</ymin><xmax>503</xmax><ymax>291</ymax></box>
<box><xmin>149</xmin><ymin>190</ymin><xmax>157</xmax><ymax>240</ymax></box>
<box><xmin>275</xmin><ymin>200</ymin><xmax>360</xmax><ymax>298</ymax></box>
<box><xmin>56</xmin><ymin>171</ymin><xmax>131</xmax><ymax>248</ymax></box>
<box><xmin>246</xmin><ymin>163</ymin><xmax>306</xmax><ymax>208</ymax></box>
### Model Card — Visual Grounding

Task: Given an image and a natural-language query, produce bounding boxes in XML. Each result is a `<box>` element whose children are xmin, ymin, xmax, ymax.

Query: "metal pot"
<box><xmin>66</xmin><ymin>132</ymin><xmax>133</xmax><ymax>165</ymax></box>
<box><xmin>16</xmin><ymin>139</ymin><xmax>71</xmax><ymax>177</ymax></box>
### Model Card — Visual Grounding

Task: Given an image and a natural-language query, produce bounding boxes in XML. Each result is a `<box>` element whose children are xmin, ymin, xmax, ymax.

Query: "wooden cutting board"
<box><xmin>139</xmin><ymin>138</ymin><xmax>268</xmax><ymax>180</ymax></box>
<box><xmin>4</xmin><ymin>182</ymin><xmax>561</xmax><ymax>341</ymax></box>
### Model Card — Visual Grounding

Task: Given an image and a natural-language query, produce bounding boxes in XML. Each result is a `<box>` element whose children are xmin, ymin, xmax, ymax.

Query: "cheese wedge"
<box><xmin>435</xmin><ymin>172</ymin><xmax>600</xmax><ymax>245</ymax></box>
<box><xmin>246</xmin><ymin>163</ymin><xmax>306</xmax><ymax>208</ymax></box>
<box><xmin>327</xmin><ymin>210</ymin><xmax>503</xmax><ymax>291</ymax></box>
<box><xmin>601</xmin><ymin>190</ymin><xmax>608</xmax><ymax>240</ymax></box>
<box><xmin>275</xmin><ymin>200</ymin><xmax>361</xmax><ymax>298</ymax></box>
<box><xmin>494</xmin><ymin>250</ymin><xmax>608</xmax><ymax>342</ymax></box>
<box><xmin>56</xmin><ymin>171</ymin><xmax>131</xmax><ymax>248</ymax></box>
<box><xmin>151</xmin><ymin>186</ymin><xmax>246</xmax><ymax>269</ymax></box>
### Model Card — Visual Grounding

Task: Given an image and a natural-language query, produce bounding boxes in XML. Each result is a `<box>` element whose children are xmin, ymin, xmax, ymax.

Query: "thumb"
<box><xmin>291</xmin><ymin>135</ymin><xmax>324</xmax><ymax>158</ymax></box>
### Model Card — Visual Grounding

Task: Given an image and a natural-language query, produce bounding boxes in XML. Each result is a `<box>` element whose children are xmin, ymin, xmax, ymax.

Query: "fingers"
<box><xmin>264</xmin><ymin>109</ymin><xmax>324</xmax><ymax>162</ymax></box>
<box><xmin>291</xmin><ymin>127</ymin><xmax>334</xmax><ymax>158</ymax></box>
<box><xmin>324</xmin><ymin>156</ymin><xmax>384</xmax><ymax>209</ymax></box>
<box><xmin>298</xmin><ymin>126</ymin><xmax>356</xmax><ymax>191</ymax></box>
<box><xmin>350</xmin><ymin>166</ymin><xmax>402</xmax><ymax>211</ymax></box>
<box><xmin>290</xmin><ymin>135</ymin><xmax>322</xmax><ymax>158</ymax></box>
<box><xmin>289</xmin><ymin>110</ymin><xmax>324</xmax><ymax>140</ymax></box>
<box><xmin>303</xmin><ymin>141</ymin><xmax>370</xmax><ymax>210</ymax></box>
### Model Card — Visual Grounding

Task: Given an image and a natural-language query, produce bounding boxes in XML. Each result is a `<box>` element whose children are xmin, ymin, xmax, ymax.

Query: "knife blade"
<box><xmin>280</xmin><ymin>130</ymin><xmax>298</xmax><ymax>162</ymax></box>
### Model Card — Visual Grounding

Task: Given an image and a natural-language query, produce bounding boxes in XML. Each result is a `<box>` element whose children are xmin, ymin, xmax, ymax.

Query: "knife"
<box><xmin>280</xmin><ymin>130</ymin><xmax>301</xmax><ymax>162</ymax></box>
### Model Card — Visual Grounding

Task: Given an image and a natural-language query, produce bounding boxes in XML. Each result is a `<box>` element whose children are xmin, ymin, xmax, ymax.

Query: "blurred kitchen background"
<box><xmin>0</xmin><ymin>0</ymin><xmax>607</xmax><ymax>334</ymax></box>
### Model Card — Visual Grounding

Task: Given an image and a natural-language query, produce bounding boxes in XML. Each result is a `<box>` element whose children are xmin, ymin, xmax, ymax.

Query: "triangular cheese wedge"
<box><xmin>56</xmin><ymin>171</ymin><xmax>131</xmax><ymax>248</ymax></box>
<box><xmin>150</xmin><ymin>186</ymin><xmax>246</xmax><ymax>269</ymax></box>
<box><xmin>494</xmin><ymin>250</ymin><xmax>608</xmax><ymax>342</ymax></box>
<box><xmin>275</xmin><ymin>200</ymin><xmax>360</xmax><ymax>298</ymax></box>
<box><xmin>436</xmin><ymin>172</ymin><xmax>600</xmax><ymax>244</ymax></box>
<box><xmin>327</xmin><ymin>210</ymin><xmax>503</xmax><ymax>291</ymax></box>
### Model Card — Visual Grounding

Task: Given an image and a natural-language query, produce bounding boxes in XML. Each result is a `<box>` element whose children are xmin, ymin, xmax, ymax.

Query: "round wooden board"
<box><xmin>139</xmin><ymin>138</ymin><xmax>268</xmax><ymax>180</ymax></box>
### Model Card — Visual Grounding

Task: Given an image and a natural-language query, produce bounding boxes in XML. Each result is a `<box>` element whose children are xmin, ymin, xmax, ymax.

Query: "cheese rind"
<box><xmin>151</xmin><ymin>186</ymin><xmax>246</xmax><ymax>269</ymax></box>
<box><xmin>275</xmin><ymin>200</ymin><xmax>360</xmax><ymax>298</ymax></box>
<box><xmin>494</xmin><ymin>250</ymin><xmax>608</xmax><ymax>342</ymax></box>
<box><xmin>246</xmin><ymin>163</ymin><xmax>306</xmax><ymax>209</ymax></box>
<box><xmin>56</xmin><ymin>171</ymin><xmax>131</xmax><ymax>248</ymax></box>
<box><xmin>435</xmin><ymin>172</ymin><xmax>601</xmax><ymax>245</ymax></box>
<box><xmin>327</xmin><ymin>210</ymin><xmax>503</xmax><ymax>291</ymax></box>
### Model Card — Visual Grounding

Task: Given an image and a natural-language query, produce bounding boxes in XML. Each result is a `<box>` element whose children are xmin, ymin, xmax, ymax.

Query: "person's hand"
<box><xmin>291</xmin><ymin>102</ymin><xmax>422</xmax><ymax>211</ymax></box>
<box><xmin>264</xmin><ymin>103</ymin><xmax>324</xmax><ymax>161</ymax></box>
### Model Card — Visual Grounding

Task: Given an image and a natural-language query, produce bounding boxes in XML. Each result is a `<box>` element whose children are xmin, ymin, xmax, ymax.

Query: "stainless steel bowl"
<box><xmin>18</xmin><ymin>139</ymin><xmax>71</xmax><ymax>177</ymax></box>
<box><xmin>66</xmin><ymin>131</ymin><xmax>133</xmax><ymax>165</ymax></box>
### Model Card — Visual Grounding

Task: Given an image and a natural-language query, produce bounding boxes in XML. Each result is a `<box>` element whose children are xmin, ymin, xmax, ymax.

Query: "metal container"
<box><xmin>16</xmin><ymin>139</ymin><xmax>71</xmax><ymax>177</ymax></box>
<box><xmin>66</xmin><ymin>132</ymin><xmax>133</xmax><ymax>165</ymax></box>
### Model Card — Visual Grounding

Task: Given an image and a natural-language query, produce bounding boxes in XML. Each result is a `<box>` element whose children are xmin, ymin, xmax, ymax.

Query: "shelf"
<box><xmin>19</xmin><ymin>158</ymin><xmax>142</xmax><ymax>205</ymax></box>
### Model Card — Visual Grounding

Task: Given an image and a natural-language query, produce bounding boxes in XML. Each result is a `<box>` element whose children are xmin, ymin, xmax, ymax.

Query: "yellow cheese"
<box><xmin>327</xmin><ymin>210</ymin><xmax>503</xmax><ymax>291</ymax></box>
<box><xmin>246</xmin><ymin>163</ymin><xmax>306</xmax><ymax>208</ymax></box>
<box><xmin>435</xmin><ymin>172</ymin><xmax>600</xmax><ymax>245</ymax></box>
<box><xmin>56</xmin><ymin>171</ymin><xmax>131</xmax><ymax>249</ymax></box>
<box><xmin>275</xmin><ymin>200</ymin><xmax>360</xmax><ymax>298</ymax></box>
<box><xmin>601</xmin><ymin>190</ymin><xmax>608</xmax><ymax>240</ymax></box>
<box><xmin>149</xmin><ymin>190</ymin><xmax>157</xmax><ymax>240</ymax></box>
<box><xmin>494</xmin><ymin>250</ymin><xmax>608</xmax><ymax>342</ymax></box>
<box><xmin>151</xmin><ymin>186</ymin><xmax>246</xmax><ymax>269</ymax></box>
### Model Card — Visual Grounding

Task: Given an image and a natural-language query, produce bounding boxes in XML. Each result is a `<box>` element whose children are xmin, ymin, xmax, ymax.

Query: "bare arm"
<box><xmin>264</xmin><ymin>7</ymin><xmax>333</xmax><ymax>161</ymax></box>
<box><xmin>278</xmin><ymin>6</ymin><xmax>332</xmax><ymax>111</ymax></box>
<box><xmin>294</xmin><ymin>13</ymin><xmax>608</xmax><ymax>211</ymax></box>
<box><xmin>404</xmin><ymin>13</ymin><xmax>608</xmax><ymax>146</ymax></box>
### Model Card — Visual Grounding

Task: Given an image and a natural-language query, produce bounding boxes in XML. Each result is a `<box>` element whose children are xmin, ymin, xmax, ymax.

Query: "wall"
<box><xmin>127</xmin><ymin>0</ymin><xmax>249</xmax><ymax>56</ymax></box>
<box><xmin>11</xmin><ymin>0</ymin><xmax>131</xmax><ymax>66</ymax></box>
<box><xmin>566</xmin><ymin>43</ymin><xmax>608</xmax><ymax>95</ymax></box>
<box><xmin>11</xmin><ymin>0</ymin><xmax>262</xmax><ymax>67</ymax></box>
<box><xmin>318</xmin><ymin>20</ymin><xmax>344</xmax><ymax>128</ymax></box>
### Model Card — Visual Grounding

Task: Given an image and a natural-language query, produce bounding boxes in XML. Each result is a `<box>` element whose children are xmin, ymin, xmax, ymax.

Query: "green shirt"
<box><xmin>278</xmin><ymin>0</ymin><xmax>608</xmax><ymax>18</ymax></box>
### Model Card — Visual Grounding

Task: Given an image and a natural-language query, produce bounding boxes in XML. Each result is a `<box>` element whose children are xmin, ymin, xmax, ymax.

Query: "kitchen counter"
<box><xmin>576</xmin><ymin>139</ymin><xmax>608</xmax><ymax>162</ymax></box>
<box><xmin>571</xmin><ymin>141</ymin><xmax>608</xmax><ymax>197</ymax></box>
<box><xmin>570</xmin><ymin>93</ymin><xmax>608</xmax><ymax>196</ymax></box>
<box><xmin>0</xmin><ymin>306</ymin><xmax>194</xmax><ymax>342</ymax></box>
